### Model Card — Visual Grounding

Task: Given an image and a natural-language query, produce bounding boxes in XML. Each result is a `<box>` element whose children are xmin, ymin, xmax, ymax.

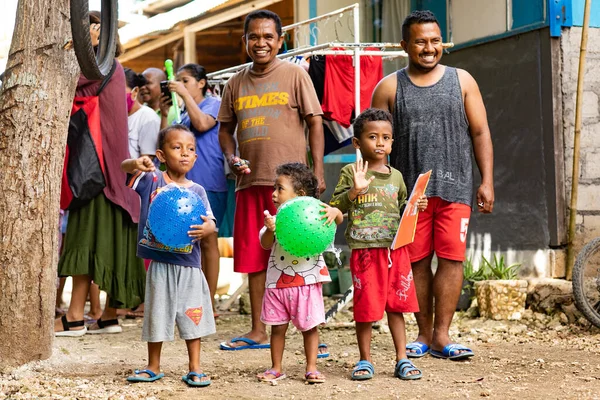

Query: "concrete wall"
<box><xmin>442</xmin><ymin>29</ymin><xmax>560</xmax><ymax>278</ymax></box>
<box><xmin>561</xmin><ymin>27</ymin><xmax>600</xmax><ymax>246</ymax></box>
<box><xmin>450</xmin><ymin>0</ymin><xmax>508</xmax><ymax>44</ymax></box>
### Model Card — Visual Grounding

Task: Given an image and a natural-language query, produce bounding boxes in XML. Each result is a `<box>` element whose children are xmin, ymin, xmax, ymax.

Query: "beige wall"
<box><xmin>450</xmin><ymin>0</ymin><xmax>508</xmax><ymax>44</ymax></box>
<box><xmin>294</xmin><ymin>0</ymin><xmax>364</xmax><ymax>44</ymax></box>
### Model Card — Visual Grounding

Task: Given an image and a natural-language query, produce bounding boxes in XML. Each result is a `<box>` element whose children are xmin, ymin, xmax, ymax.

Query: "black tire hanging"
<box><xmin>572</xmin><ymin>237</ymin><xmax>600</xmax><ymax>328</ymax></box>
<box><xmin>70</xmin><ymin>0</ymin><xmax>118</xmax><ymax>80</ymax></box>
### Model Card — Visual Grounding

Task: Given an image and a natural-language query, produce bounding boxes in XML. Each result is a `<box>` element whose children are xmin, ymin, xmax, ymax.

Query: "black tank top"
<box><xmin>392</xmin><ymin>66</ymin><xmax>473</xmax><ymax>206</ymax></box>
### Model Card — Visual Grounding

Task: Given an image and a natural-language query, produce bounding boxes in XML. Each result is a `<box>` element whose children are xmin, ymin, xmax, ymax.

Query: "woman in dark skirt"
<box><xmin>54</xmin><ymin>12</ymin><xmax>145</xmax><ymax>336</ymax></box>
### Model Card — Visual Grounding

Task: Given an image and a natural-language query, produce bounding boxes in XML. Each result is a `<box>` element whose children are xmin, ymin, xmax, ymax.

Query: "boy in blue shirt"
<box><xmin>121</xmin><ymin>125</ymin><xmax>216</xmax><ymax>387</ymax></box>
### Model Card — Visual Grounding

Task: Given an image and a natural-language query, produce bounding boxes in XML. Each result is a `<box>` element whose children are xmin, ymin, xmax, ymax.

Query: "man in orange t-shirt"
<box><xmin>218</xmin><ymin>9</ymin><xmax>325</xmax><ymax>350</ymax></box>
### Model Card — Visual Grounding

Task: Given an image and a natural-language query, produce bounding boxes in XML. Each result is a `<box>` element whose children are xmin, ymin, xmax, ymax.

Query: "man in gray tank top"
<box><xmin>372</xmin><ymin>10</ymin><xmax>494</xmax><ymax>361</ymax></box>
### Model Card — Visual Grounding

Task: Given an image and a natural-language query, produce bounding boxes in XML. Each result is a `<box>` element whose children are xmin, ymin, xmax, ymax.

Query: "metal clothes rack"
<box><xmin>206</xmin><ymin>3</ymin><xmax>406</xmax><ymax>118</ymax></box>
<box><xmin>207</xmin><ymin>3</ymin><xmax>453</xmax><ymax>121</ymax></box>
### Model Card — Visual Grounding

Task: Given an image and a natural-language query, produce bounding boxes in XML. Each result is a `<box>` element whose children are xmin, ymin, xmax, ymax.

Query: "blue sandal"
<box><xmin>126</xmin><ymin>369</ymin><xmax>164</xmax><ymax>383</ymax></box>
<box><xmin>406</xmin><ymin>341</ymin><xmax>430</xmax><ymax>358</ymax></box>
<box><xmin>430</xmin><ymin>343</ymin><xmax>474</xmax><ymax>360</ymax></box>
<box><xmin>219</xmin><ymin>337</ymin><xmax>270</xmax><ymax>350</ymax></box>
<box><xmin>351</xmin><ymin>360</ymin><xmax>374</xmax><ymax>380</ymax></box>
<box><xmin>317</xmin><ymin>343</ymin><xmax>329</xmax><ymax>359</ymax></box>
<box><xmin>181</xmin><ymin>371</ymin><xmax>211</xmax><ymax>387</ymax></box>
<box><xmin>394</xmin><ymin>359</ymin><xmax>422</xmax><ymax>380</ymax></box>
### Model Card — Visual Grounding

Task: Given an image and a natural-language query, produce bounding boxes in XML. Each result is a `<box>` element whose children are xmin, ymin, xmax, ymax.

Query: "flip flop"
<box><xmin>219</xmin><ymin>337</ymin><xmax>270</xmax><ymax>350</ymax></box>
<box><xmin>305</xmin><ymin>370</ymin><xmax>326</xmax><ymax>384</ymax></box>
<box><xmin>351</xmin><ymin>360</ymin><xmax>374</xmax><ymax>381</ymax></box>
<box><xmin>406</xmin><ymin>341</ymin><xmax>430</xmax><ymax>358</ymax></box>
<box><xmin>317</xmin><ymin>343</ymin><xmax>329</xmax><ymax>359</ymax></box>
<box><xmin>430</xmin><ymin>343</ymin><xmax>474</xmax><ymax>361</ymax></box>
<box><xmin>257</xmin><ymin>369</ymin><xmax>287</xmax><ymax>382</ymax></box>
<box><xmin>127</xmin><ymin>369</ymin><xmax>164</xmax><ymax>383</ymax></box>
<box><xmin>181</xmin><ymin>371</ymin><xmax>211</xmax><ymax>387</ymax></box>
<box><xmin>394</xmin><ymin>359</ymin><xmax>422</xmax><ymax>380</ymax></box>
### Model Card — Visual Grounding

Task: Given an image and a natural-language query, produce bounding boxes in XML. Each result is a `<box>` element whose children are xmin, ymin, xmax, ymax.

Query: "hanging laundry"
<box><xmin>307</xmin><ymin>55</ymin><xmax>326</xmax><ymax>103</ymax></box>
<box><xmin>285</xmin><ymin>55</ymin><xmax>310</xmax><ymax>71</ymax></box>
<box><xmin>324</xmin><ymin>122</ymin><xmax>353</xmax><ymax>155</ymax></box>
<box><xmin>321</xmin><ymin>48</ymin><xmax>383</xmax><ymax>128</ymax></box>
<box><xmin>324</xmin><ymin>119</ymin><xmax>353</xmax><ymax>143</ymax></box>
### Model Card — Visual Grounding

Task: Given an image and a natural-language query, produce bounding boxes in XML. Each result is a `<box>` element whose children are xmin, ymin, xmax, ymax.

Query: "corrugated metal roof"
<box><xmin>119</xmin><ymin>0</ymin><xmax>229</xmax><ymax>45</ymax></box>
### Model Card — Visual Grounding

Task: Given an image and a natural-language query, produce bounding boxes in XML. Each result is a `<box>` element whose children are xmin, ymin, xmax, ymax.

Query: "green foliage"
<box><xmin>480</xmin><ymin>254</ymin><xmax>521</xmax><ymax>280</ymax></box>
<box><xmin>463</xmin><ymin>257</ymin><xmax>487</xmax><ymax>282</ymax></box>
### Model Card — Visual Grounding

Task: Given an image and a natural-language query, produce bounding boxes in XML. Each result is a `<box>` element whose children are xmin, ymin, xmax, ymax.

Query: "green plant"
<box><xmin>463</xmin><ymin>257</ymin><xmax>487</xmax><ymax>282</ymax></box>
<box><xmin>461</xmin><ymin>257</ymin><xmax>486</xmax><ymax>296</ymax></box>
<box><xmin>481</xmin><ymin>254</ymin><xmax>521</xmax><ymax>280</ymax></box>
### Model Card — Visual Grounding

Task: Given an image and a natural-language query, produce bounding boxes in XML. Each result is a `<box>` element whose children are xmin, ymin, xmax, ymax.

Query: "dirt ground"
<box><xmin>1</xmin><ymin>307</ymin><xmax>600</xmax><ymax>400</ymax></box>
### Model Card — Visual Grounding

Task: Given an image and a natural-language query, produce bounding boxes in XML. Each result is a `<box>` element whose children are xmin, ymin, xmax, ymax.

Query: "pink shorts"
<box><xmin>350</xmin><ymin>247</ymin><xmax>419</xmax><ymax>322</ymax></box>
<box><xmin>233</xmin><ymin>186</ymin><xmax>277</xmax><ymax>273</ymax></box>
<box><xmin>260</xmin><ymin>284</ymin><xmax>325</xmax><ymax>332</ymax></box>
<box><xmin>408</xmin><ymin>197</ymin><xmax>471</xmax><ymax>263</ymax></box>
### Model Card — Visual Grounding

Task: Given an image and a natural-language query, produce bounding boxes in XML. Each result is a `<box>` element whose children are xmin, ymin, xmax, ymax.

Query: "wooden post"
<box><xmin>184</xmin><ymin>30</ymin><xmax>197</xmax><ymax>64</ymax></box>
<box><xmin>566</xmin><ymin>0</ymin><xmax>593</xmax><ymax>280</ymax></box>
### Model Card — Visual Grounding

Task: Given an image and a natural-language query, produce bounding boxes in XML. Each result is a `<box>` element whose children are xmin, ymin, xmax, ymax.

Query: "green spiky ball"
<box><xmin>275</xmin><ymin>196</ymin><xmax>335</xmax><ymax>257</ymax></box>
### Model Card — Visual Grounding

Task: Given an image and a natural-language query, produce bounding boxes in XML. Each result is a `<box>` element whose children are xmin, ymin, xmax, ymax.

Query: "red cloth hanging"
<box><xmin>321</xmin><ymin>48</ymin><xmax>383</xmax><ymax>128</ymax></box>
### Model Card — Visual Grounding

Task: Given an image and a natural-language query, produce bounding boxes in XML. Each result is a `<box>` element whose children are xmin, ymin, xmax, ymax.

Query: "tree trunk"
<box><xmin>0</xmin><ymin>0</ymin><xmax>79</xmax><ymax>369</ymax></box>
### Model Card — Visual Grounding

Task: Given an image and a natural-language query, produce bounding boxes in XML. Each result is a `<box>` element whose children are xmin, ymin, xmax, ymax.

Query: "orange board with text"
<box><xmin>391</xmin><ymin>170</ymin><xmax>432</xmax><ymax>250</ymax></box>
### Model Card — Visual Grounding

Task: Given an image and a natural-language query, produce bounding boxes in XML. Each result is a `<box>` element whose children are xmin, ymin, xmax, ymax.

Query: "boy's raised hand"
<box><xmin>136</xmin><ymin>156</ymin><xmax>156</xmax><ymax>172</ymax></box>
<box><xmin>188</xmin><ymin>216</ymin><xmax>216</xmax><ymax>243</ymax></box>
<box><xmin>319</xmin><ymin>204</ymin><xmax>342</xmax><ymax>226</ymax></box>
<box><xmin>351</xmin><ymin>158</ymin><xmax>375</xmax><ymax>194</ymax></box>
<box><xmin>264</xmin><ymin>210</ymin><xmax>276</xmax><ymax>232</ymax></box>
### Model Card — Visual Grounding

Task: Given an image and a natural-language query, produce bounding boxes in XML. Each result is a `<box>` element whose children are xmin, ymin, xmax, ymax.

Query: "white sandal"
<box><xmin>86</xmin><ymin>318</ymin><xmax>122</xmax><ymax>334</ymax></box>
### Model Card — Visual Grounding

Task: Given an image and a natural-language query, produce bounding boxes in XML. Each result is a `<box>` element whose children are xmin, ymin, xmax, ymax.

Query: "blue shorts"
<box><xmin>206</xmin><ymin>190</ymin><xmax>227</xmax><ymax>231</ymax></box>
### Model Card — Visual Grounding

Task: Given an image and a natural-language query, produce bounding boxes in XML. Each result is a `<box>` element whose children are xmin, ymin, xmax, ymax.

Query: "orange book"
<box><xmin>391</xmin><ymin>170</ymin><xmax>432</xmax><ymax>250</ymax></box>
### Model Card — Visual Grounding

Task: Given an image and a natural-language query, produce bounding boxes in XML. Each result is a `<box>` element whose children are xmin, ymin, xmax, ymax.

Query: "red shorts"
<box><xmin>233</xmin><ymin>186</ymin><xmax>276</xmax><ymax>274</ymax></box>
<box><xmin>350</xmin><ymin>247</ymin><xmax>419</xmax><ymax>323</ymax></box>
<box><xmin>408</xmin><ymin>197</ymin><xmax>471</xmax><ymax>263</ymax></box>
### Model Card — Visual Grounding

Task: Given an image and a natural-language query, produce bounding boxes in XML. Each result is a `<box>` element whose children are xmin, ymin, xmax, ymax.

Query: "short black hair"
<box><xmin>177</xmin><ymin>63</ymin><xmax>208</xmax><ymax>96</ymax></box>
<box><xmin>244</xmin><ymin>9</ymin><xmax>283</xmax><ymax>38</ymax></box>
<box><xmin>401</xmin><ymin>10</ymin><xmax>440</xmax><ymax>42</ymax></box>
<box><xmin>157</xmin><ymin>124</ymin><xmax>193</xmax><ymax>150</ymax></box>
<box><xmin>123</xmin><ymin>68</ymin><xmax>147</xmax><ymax>89</ymax></box>
<box><xmin>275</xmin><ymin>163</ymin><xmax>319</xmax><ymax>198</ymax></box>
<box><xmin>353</xmin><ymin>108</ymin><xmax>393</xmax><ymax>138</ymax></box>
